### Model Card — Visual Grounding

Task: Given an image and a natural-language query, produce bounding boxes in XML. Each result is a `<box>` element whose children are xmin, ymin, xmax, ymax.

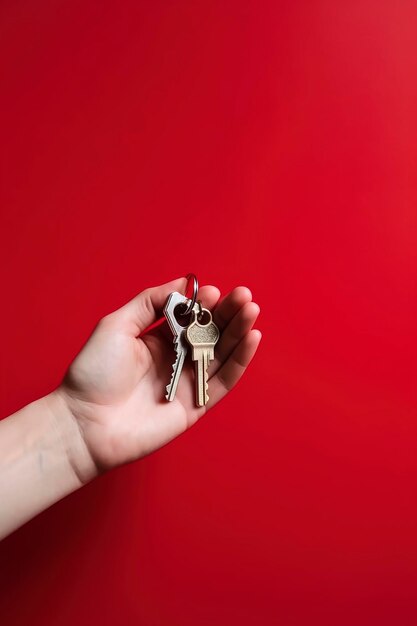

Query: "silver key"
<box><xmin>186</xmin><ymin>308</ymin><xmax>220</xmax><ymax>406</ymax></box>
<box><xmin>163</xmin><ymin>291</ymin><xmax>192</xmax><ymax>401</ymax></box>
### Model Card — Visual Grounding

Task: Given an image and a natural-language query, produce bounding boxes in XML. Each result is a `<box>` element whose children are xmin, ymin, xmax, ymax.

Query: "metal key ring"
<box><xmin>182</xmin><ymin>273</ymin><xmax>199</xmax><ymax>315</ymax></box>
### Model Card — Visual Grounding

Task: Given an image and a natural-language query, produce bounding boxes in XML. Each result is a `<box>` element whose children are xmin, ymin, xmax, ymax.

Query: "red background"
<box><xmin>1</xmin><ymin>1</ymin><xmax>416</xmax><ymax>625</ymax></box>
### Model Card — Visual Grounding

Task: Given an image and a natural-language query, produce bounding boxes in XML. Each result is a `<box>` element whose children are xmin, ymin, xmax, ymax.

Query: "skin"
<box><xmin>0</xmin><ymin>277</ymin><xmax>261</xmax><ymax>540</ymax></box>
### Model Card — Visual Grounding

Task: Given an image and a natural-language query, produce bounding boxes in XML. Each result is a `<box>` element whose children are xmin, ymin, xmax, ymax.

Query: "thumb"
<box><xmin>109</xmin><ymin>277</ymin><xmax>187</xmax><ymax>335</ymax></box>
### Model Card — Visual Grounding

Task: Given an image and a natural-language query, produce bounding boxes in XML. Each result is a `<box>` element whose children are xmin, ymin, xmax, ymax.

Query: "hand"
<box><xmin>58</xmin><ymin>277</ymin><xmax>261</xmax><ymax>479</ymax></box>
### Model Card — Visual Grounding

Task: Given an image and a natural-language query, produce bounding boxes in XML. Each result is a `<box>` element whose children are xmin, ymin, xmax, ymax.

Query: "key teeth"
<box><xmin>165</xmin><ymin>367</ymin><xmax>177</xmax><ymax>400</ymax></box>
<box><xmin>204</xmin><ymin>365</ymin><xmax>209</xmax><ymax>402</ymax></box>
<box><xmin>165</xmin><ymin>339</ymin><xmax>180</xmax><ymax>400</ymax></box>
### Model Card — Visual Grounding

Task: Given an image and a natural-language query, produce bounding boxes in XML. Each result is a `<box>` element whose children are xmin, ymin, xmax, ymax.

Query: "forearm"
<box><xmin>0</xmin><ymin>391</ymin><xmax>94</xmax><ymax>540</ymax></box>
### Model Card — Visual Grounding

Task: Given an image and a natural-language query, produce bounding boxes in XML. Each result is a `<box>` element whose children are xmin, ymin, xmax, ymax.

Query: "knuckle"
<box><xmin>139</xmin><ymin>288</ymin><xmax>155</xmax><ymax>316</ymax></box>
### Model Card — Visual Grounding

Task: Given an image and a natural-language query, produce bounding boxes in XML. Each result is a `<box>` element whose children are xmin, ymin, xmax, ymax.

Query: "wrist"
<box><xmin>0</xmin><ymin>390</ymin><xmax>98</xmax><ymax>539</ymax></box>
<box><xmin>45</xmin><ymin>388</ymin><xmax>99</xmax><ymax>486</ymax></box>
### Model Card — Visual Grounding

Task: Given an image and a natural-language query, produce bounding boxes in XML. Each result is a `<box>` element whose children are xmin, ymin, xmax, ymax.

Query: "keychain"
<box><xmin>163</xmin><ymin>273</ymin><xmax>220</xmax><ymax>406</ymax></box>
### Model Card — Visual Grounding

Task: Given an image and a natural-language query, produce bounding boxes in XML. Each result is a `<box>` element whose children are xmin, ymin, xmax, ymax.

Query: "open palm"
<box><xmin>60</xmin><ymin>277</ymin><xmax>261</xmax><ymax>477</ymax></box>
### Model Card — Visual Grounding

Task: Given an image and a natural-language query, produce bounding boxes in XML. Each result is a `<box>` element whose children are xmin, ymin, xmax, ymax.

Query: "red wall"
<box><xmin>1</xmin><ymin>2</ymin><xmax>416</xmax><ymax>625</ymax></box>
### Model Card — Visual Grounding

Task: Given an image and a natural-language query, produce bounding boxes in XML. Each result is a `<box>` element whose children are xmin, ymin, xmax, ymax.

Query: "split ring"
<box><xmin>182</xmin><ymin>273</ymin><xmax>199</xmax><ymax>315</ymax></box>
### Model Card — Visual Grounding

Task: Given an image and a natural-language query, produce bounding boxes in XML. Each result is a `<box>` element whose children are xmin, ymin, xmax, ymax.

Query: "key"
<box><xmin>163</xmin><ymin>291</ymin><xmax>192</xmax><ymax>401</ymax></box>
<box><xmin>186</xmin><ymin>307</ymin><xmax>220</xmax><ymax>406</ymax></box>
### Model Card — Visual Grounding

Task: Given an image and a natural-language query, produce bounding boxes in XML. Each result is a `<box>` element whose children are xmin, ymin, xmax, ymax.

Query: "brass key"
<box><xmin>186</xmin><ymin>307</ymin><xmax>220</xmax><ymax>406</ymax></box>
